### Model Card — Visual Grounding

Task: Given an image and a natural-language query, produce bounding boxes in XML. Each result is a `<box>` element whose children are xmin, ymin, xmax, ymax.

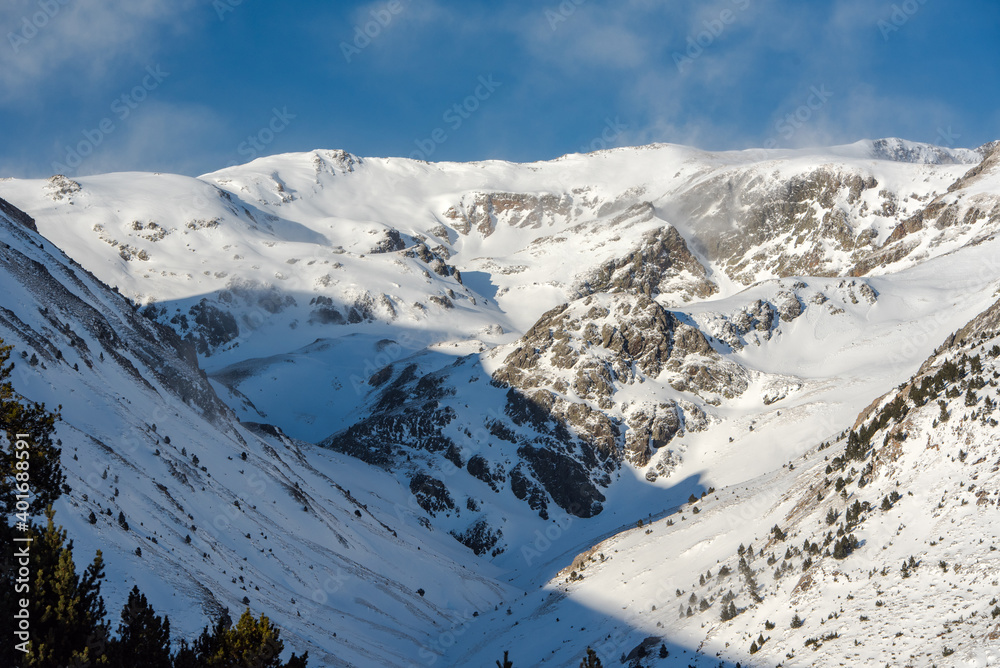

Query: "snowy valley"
<box><xmin>2</xmin><ymin>136</ymin><xmax>1000</xmax><ymax>666</ymax></box>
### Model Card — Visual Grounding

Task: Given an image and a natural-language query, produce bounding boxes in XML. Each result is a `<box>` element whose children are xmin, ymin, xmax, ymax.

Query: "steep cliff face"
<box><xmin>575</xmin><ymin>210</ymin><xmax>717</xmax><ymax>302</ymax></box>
<box><xmin>492</xmin><ymin>292</ymin><xmax>744</xmax><ymax>465</ymax></box>
<box><xmin>0</xmin><ymin>197</ymin><xmax>227</xmax><ymax>423</ymax></box>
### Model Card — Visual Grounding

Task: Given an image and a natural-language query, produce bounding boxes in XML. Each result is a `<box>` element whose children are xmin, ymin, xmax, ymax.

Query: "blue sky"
<box><xmin>1</xmin><ymin>0</ymin><xmax>997</xmax><ymax>177</ymax></box>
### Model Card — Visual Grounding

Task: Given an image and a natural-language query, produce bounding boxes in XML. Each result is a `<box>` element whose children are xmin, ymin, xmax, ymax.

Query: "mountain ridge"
<box><xmin>2</xmin><ymin>136</ymin><xmax>1000</xmax><ymax>666</ymax></box>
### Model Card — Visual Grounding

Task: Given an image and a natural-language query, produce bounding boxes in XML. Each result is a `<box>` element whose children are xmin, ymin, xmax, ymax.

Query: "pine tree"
<box><xmin>185</xmin><ymin>608</ymin><xmax>308</xmax><ymax>667</ymax></box>
<box><xmin>579</xmin><ymin>647</ymin><xmax>603</xmax><ymax>667</ymax></box>
<box><xmin>0</xmin><ymin>340</ymin><xmax>67</xmax><ymax>515</ymax></box>
<box><xmin>106</xmin><ymin>586</ymin><xmax>171</xmax><ymax>668</ymax></box>
<box><xmin>658</xmin><ymin>643</ymin><xmax>668</xmax><ymax>658</ymax></box>
<box><xmin>3</xmin><ymin>507</ymin><xmax>111</xmax><ymax>667</ymax></box>
<box><xmin>496</xmin><ymin>650</ymin><xmax>513</xmax><ymax>668</ymax></box>
<box><xmin>965</xmin><ymin>388</ymin><xmax>978</xmax><ymax>406</ymax></box>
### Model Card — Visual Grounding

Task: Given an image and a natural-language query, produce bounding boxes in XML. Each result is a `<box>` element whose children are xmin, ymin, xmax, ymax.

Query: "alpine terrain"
<box><xmin>2</xmin><ymin>136</ymin><xmax>1000</xmax><ymax>666</ymax></box>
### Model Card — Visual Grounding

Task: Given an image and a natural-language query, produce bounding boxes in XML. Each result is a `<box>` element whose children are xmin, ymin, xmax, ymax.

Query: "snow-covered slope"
<box><xmin>450</xmin><ymin>288</ymin><xmax>1000</xmax><ymax>667</ymax></box>
<box><xmin>0</xmin><ymin>197</ymin><xmax>516</xmax><ymax>666</ymax></box>
<box><xmin>2</xmin><ymin>136</ymin><xmax>1000</xmax><ymax>666</ymax></box>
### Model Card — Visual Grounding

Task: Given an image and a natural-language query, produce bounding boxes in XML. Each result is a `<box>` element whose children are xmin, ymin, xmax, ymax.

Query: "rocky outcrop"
<box><xmin>404</xmin><ymin>242</ymin><xmax>463</xmax><ymax>283</ymax></box>
<box><xmin>674</xmin><ymin>167</ymin><xmax>882</xmax><ymax>282</ymax></box>
<box><xmin>450</xmin><ymin>518</ymin><xmax>503</xmax><ymax>557</ymax></box>
<box><xmin>491</xmin><ymin>292</ymin><xmax>748</xmax><ymax>474</ymax></box>
<box><xmin>495</xmin><ymin>294</ymin><xmax>734</xmax><ymax>395</ymax></box>
<box><xmin>409</xmin><ymin>473</ymin><xmax>456</xmax><ymax>516</ymax></box>
<box><xmin>623</xmin><ymin>403</ymin><xmax>680</xmax><ymax>467</ymax></box>
<box><xmin>0</xmin><ymin>196</ymin><xmax>37</xmax><ymax>232</ymax></box>
<box><xmin>368</xmin><ymin>227</ymin><xmax>405</xmax><ymax>254</ymax></box>
<box><xmin>443</xmin><ymin>191</ymin><xmax>574</xmax><ymax>237</ymax></box>
<box><xmin>516</xmin><ymin>444</ymin><xmax>605</xmax><ymax>518</ymax></box>
<box><xmin>850</xmin><ymin>149</ymin><xmax>1000</xmax><ymax>274</ymax></box>
<box><xmin>577</xmin><ymin>217</ymin><xmax>716</xmax><ymax>301</ymax></box>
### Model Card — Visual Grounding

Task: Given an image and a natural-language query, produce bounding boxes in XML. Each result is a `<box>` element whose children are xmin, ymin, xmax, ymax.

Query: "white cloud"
<box><xmin>51</xmin><ymin>101</ymin><xmax>229</xmax><ymax>177</ymax></box>
<box><xmin>0</xmin><ymin>0</ymin><xmax>201</xmax><ymax>102</ymax></box>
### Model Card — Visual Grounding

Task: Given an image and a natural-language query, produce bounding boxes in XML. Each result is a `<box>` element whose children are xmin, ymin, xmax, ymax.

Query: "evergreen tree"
<box><xmin>1</xmin><ymin>502</ymin><xmax>306</xmax><ymax>668</ymax></box>
<box><xmin>2</xmin><ymin>507</ymin><xmax>111</xmax><ymax>667</ymax></box>
<box><xmin>833</xmin><ymin>533</ymin><xmax>859</xmax><ymax>560</ymax></box>
<box><xmin>579</xmin><ymin>647</ymin><xmax>603</xmax><ymax>668</ymax></box>
<box><xmin>186</xmin><ymin>608</ymin><xmax>308</xmax><ymax>667</ymax></box>
<box><xmin>496</xmin><ymin>650</ymin><xmax>513</xmax><ymax>668</ymax></box>
<box><xmin>965</xmin><ymin>388</ymin><xmax>978</xmax><ymax>406</ymax></box>
<box><xmin>658</xmin><ymin>643</ymin><xmax>668</xmax><ymax>658</ymax></box>
<box><xmin>106</xmin><ymin>586</ymin><xmax>172</xmax><ymax>668</ymax></box>
<box><xmin>0</xmin><ymin>340</ymin><xmax>67</xmax><ymax>515</ymax></box>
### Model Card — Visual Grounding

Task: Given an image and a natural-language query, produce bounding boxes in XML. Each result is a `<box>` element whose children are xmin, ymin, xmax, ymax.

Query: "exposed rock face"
<box><xmin>0</xmin><ymin>197</ymin><xmax>37</xmax><ymax>232</ymax></box>
<box><xmin>491</xmin><ymin>292</ymin><xmax>748</xmax><ymax>471</ymax></box>
<box><xmin>0</xmin><ymin>198</ymin><xmax>229</xmax><ymax>424</ymax></box>
<box><xmin>851</xmin><ymin>151</ymin><xmax>1000</xmax><ymax>275</ymax></box>
<box><xmin>444</xmin><ymin>191</ymin><xmax>574</xmax><ymax>237</ymax></box>
<box><xmin>509</xmin><ymin>464</ymin><xmax>549</xmax><ymax>518</ymax></box>
<box><xmin>404</xmin><ymin>242</ymin><xmax>463</xmax><ymax>283</ymax></box>
<box><xmin>323</xmin><ymin>362</ymin><xmax>459</xmax><ymax>467</ymax></box>
<box><xmin>674</xmin><ymin>167</ymin><xmax>883</xmax><ymax>282</ymax></box>
<box><xmin>624</xmin><ymin>403</ymin><xmax>680</xmax><ymax>467</ymax></box>
<box><xmin>516</xmin><ymin>444</ymin><xmax>605</xmax><ymax>518</ymax></box>
<box><xmin>869</xmin><ymin>138</ymin><xmax>980</xmax><ymax>165</ymax></box>
<box><xmin>495</xmin><ymin>293</ymin><xmax>733</xmax><ymax>395</ymax></box>
<box><xmin>577</xmin><ymin>215</ymin><xmax>716</xmax><ymax>301</ymax></box>
<box><xmin>467</xmin><ymin>455</ymin><xmax>505</xmax><ymax>493</ymax></box>
<box><xmin>188</xmin><ymin>300</ymin><xmax>240</xmax><ymax>354</ymax></box>
<box><xmin>45</xmin><ymin>174</ymin><xmax>82</xmax><ymax>201</ymax></box>
<box><xmin>409</xmin><ymin>473</ymin><xmax>456</xmax><ymax>516</ymax></box>
<box><xmin>320</xmin><ymin>350</ymin><xmax>612</xmax><ymax>552</ymax></box>
<box><xmin>368</xmin><ymin>228</ymin><xmax>405</xmax><ymax>254</ymax></box>
<box><xmin>450</xmin><ymin>518</ymin><xmax>503</xmax><ymax>557</ymax></box>
<box><xmin>705</xmin><ymin>280</ymin><xmax>877</xmax><ymax>352</ymax></box>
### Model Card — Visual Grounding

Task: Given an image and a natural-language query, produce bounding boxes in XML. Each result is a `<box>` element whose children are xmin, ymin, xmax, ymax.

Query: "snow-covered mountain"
<box><xmin>2</xmin><ymin>136</ymin><xmax>1000</xmax><ymax>666</ymax></box>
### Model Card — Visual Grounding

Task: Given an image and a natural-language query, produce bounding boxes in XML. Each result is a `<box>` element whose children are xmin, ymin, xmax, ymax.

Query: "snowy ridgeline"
<box><xmin>0</xmin><ymin>137</ymin><xmax>999</xmax><ymax>666</ymax></box>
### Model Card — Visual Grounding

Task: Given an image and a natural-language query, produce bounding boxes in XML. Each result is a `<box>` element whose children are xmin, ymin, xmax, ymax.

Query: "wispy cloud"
<box><xmin>0</xmin><ymin>0</ymin><xmax>200</xmax><ymax>103</ymax></box>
